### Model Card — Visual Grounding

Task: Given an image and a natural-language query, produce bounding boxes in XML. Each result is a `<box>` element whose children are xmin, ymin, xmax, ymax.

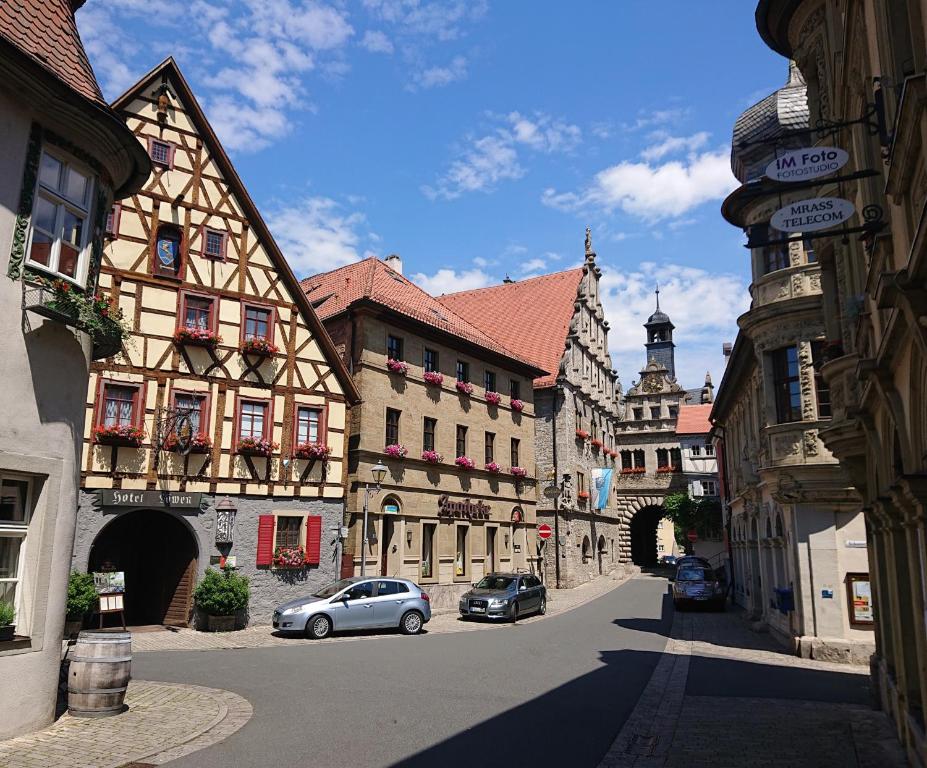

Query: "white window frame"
<box><xmin>701</xmin><ymin>480</ymin><xmax>718</xmax><ymax>497</ymax></box>
<box><xmin>0</xmin><ymin>473</ymin><xmax>33</xmax><ymax>631</ymax></box>
<box><xmin>26</xmin><ymin>148</ymin><xmax>96</xmax><ymax>286</ymax></box>
<box><xmin>691</xmin><ymin>444</ymin><xmax>701</xmax><ymax>456</ymax></box>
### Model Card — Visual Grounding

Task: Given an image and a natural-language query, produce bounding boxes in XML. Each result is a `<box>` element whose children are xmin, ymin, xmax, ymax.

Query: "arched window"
<box><xmin>153</xmin><ymin>224</ymin><xmax>182</xmax><ymax>278</ymax></box>
<box><xmin>381</xmin><ymin>495</ymin><xmax>401</xmax><ymax>516</ymax></box>
<box><xmin>581</xmin><ymin>535</ymin><xmax>591</xmax><ymax>563</ymax></box>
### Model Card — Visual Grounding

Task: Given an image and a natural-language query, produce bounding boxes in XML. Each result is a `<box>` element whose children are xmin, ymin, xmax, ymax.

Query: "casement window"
<box><xmin>704</xmin><ymin>443</ymin><xmax>715</xmax><ymax>456</ymax></box>
<box><xmin>238</xmin><ymin>399</ymin><xmax>269</xmax><ymax>440</ymax></box>
<box><xmin>691</xmin><ymin>445</ymin><xmax>701</xmax><ymax>456</ymax></box>
<box><xmin>105</xmin><ymin>204</ymin><xmax>121</xmax><ymax>238</ymax></box>
<box><xmin>577</xmin><ymin>472</ymin><xmax>586</xmax><ymax>495</ymax></box>
<box><xmin>423</xmin><ymin>348</ymin><xmax>438</xmax><ymax>373</ymax></box>
<box><xmin>385</xmin><ymin>408</ymin><xmax>400</xmax><ymax>446</ymax></box>
<box><xmin>456</xmin><ymin>360</ymin><xmax>469</xmax><ymax>383</ymax></box>
<box><xmin>750</xmin><ymin>225</ymin><xmax>789</xmax><ymax>274</ymax></box>
<box><xmin>147</xmin><ymin>138</ymin><xmax>175</xmax><ymax>169</ymax></box>
<box><xmin>172</xmin><ymin>391</ymin><xmax>207</xmax><ymax>435</ymax></box>
<box><xmin>701</xmin><ymin>480</ymin><xmax>719</xmax><ymax>497</ymax></box>
<box><xmin>423</xmin><ymin>417</ymin><xmax>437</xmax><ymax>452</ymax></box>
<box><xmin>803</xmin><ymin>236</ymin><xmax>816</xmax><ymax>264</ymax></box>
<box><xmin>484</xmin><ymin>370</ymin><xmax>496</xmax><ymax>392</ymax></box>
<box><xmin>650</xmin><ymin>406</ymin><xmax>660</xmax><ymax>420</ymax></box>
<box><xmin>202</xmin><ymin>227</ymin><xmax>227</xmax><ymax>260</ymax></box>
<box><xmin>152</xmin><ymin>224</ymin><xmax>182</xmax><ymax>279</ymax></box>
<box><xmin>668</xmin><ymin>405</ymin><xmax>678</xmax><ymax>418</ymax></box>
<box><xmin>510</xmin><ymin>438</ymin><xmax>520</xmax><ymax>468</ymax></box>
<box><xmin>771</xmin><ymin>346</ymin><xmax>802</xmax><ymax>423</ymax></box>
<box><xmin>620</xmin><ymin>450</ymin><xmax>633</xmax><ymax>470</ymax></box>
<box><xmin>421</xmin><ymin>523</ymin><xmax>436</xmax><ymax>579</ymax></box>
<box><xmin>670</xmin><ymin>448</ymin><xmax>681</xmax><ymax>467</ymax></box>
<box><xmin>27</xmin><ymin>148</ymin><xmax>94</xmax><ymax>283</ymax></box>
<box><xmin>295</xmin><ymin>406</ymin><xmax>324</xmax><ymax>445</ymax></box>
<box><xmin>657</xmin><ymin>448</ymin><xmax>669</xmax><ymax>466</ymax></box>
<box><xmin>634</xmin><ymin>449</ymin><xmax>646</xmax><ymax>469</ymax></box>
<box><xmin>455</xmin><ymin>526</ymin><xmax>468</xmax><ymax>577</ymax></box>
<box><xmin>510</xmin><ymin>379</ymin><xmax>521</xmax><ymax>400</ymax></box>
<box><xmin>387</xmin><ymin>335</ymin><xmax>403</xmax><ymax>361</ymax></box>
<box><xmin>484</xmin><ymin>432</ymin><xmax>495</xmax><ymax>464</ymax></box>
<box><xmin>256</xmin><ymin>514</ymin><xmax>323</xmax><ymax>566</ymax></box>
<box><xmin>810</xmin><ymin>341</ymin><xmax>832</xmax><ymax>419</ymax></box>
<box><xmin>180</xmin><ymin>292</ymin><xmax>216</xmax><ymax>332</ymax></box>
<box><xmin>243</xmin><ymin>304</ymin><xmax>272</xmax><ymax>341</ymax></box>
<box><xmin>0</xmin><ymin>473</ymin><xmax>32</xmax><ymax>618</ymax></box>
<box><xmin>633</xmin><ymin>408</ymin><xmax>643</xmax><ymax>420</ymax></box>
<box><xmin>97</xmin><ymin>381</ymin><xmax>144</xmax><ymax>429</ymax></box>
<box><xmin>455</xmin><ymin>425</ymin><xmax>467</xmax><ymax>457</ymax></box>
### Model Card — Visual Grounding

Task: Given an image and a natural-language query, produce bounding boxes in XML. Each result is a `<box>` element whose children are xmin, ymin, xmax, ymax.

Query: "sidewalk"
<box><xmin>599</xmin><ymin>576</ymin><xmax>907</xmax><ymax>768</ymax></box>
<box><xmin>0</xmin><ymin>681</ymin><xmax>251</xmax><ymax>768</ymax></box>
<box><xmin>130</xmin><ymin>567</ymin><xmax>634</xmax><ymax>652</ymax></box>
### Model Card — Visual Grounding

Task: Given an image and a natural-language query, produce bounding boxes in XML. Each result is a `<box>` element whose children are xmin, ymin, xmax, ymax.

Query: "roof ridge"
<box><xmin>298</xmin><ymin>256</ymin><xmax>377</xmax><ymax>288</ymax></box>
<box><xmin>440</xmin><ymin>266</ymin><xmax>585</xmax><ymax>299</ymax></box>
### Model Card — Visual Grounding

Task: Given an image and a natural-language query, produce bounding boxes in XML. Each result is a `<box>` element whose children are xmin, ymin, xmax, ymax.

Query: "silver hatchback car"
<box><xmin>273</xmin><ymin>576</ymin><xmax>431</xmax><ymax>639</ymax></box>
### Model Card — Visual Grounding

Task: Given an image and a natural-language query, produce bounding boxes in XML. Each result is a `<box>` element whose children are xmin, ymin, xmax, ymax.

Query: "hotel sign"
<box><xmin>770</xmin><ymin>197</ymin><xmax>856</xmax><ymax>233</ymax></box>
<box><xmin>98</xmin><ymin>489</ymin><xmax>203</xmax><ymax>508</ymax></box>
<box><xmin>766</xmin><ymin>147</ymin><xmax>849</xmax><ymax>182</ymax></box>
<box><xmin>438</xmin><ymin>494</ymin><xmax>490</xmax><ymax>520</ymax></box>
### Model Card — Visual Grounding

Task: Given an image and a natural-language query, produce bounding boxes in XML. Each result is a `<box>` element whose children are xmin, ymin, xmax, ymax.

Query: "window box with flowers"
<box><xmin>620</xmin><ymin>467</ymin><xmax>647</xmax><ymax>475</ymax></box>
<box><xmin>273</xmin><ymin>546</ymin><xmax>307</xmax><ymax>569</ymax></box>
<box><xmin>294</xmin><ymin>442</ymin><xmax>330</xmax><ymax>461</ymax></box>
<box><xmin>384</xmin><ymin>444</ymin><xmax>408</xmax><ymax>459</ymax></box>
<box><xmin>421</xmin><ymin>450</ymin><xmax>443</xmax><ymax>464</ymax></box>
<box><xmin>485</xmin><ymin>391</ymin><xmax>502</xmax><ymax>406</ymax></box>
<box><xmin>577</xmin><ymin>491</ymin><xmax>590</xmax><ymax>502</ymax></box>
<box><xmin>386</xmin><ymin>358</ymin><xmax>409</xmax><ymax>375</ymax></box>
<box><xmin>456</xmin><ymin>381</ymin><xmax>474</xmax><ymax>396</ymax></box>
<box><xmin>656</xmin><ymin>465</ymin><xmax>680</xmax><ymax>474</ymax></box>
<box><xmin>240</xmin><ymin>337</ymin><xmax>279</xmax><ymax>357</ymax></box>
<box><xmin>590</xmin><ymin>439</ymin><xmax>604</xmax><ymax>451</ymax></box>
<box><xmin>174</xmin><ymin>326</ymin><xmax>221</xmax><ymax>349</ymax></box>
<box><xmin>510</xmin><ymin>398</ymin><xmax>525</xmax><ymax>412</ymax></box>
<box><xmin>510</xmin><ymin>466</ymin><xmax>528</xmax><ymax>478</ymax></box>
<box><xmin>423</xmin><ymin>370</ymin><xmax>444</xmax><ymax>386</ymax></box>
<box><xmin>236</xmin><ymin>437</ymin><xmax>277</xmax><ymax>457</ymax></box>
<box><xmin>164</xmin><ymin>432</ymin><xmax>212</xmax><ymax>453</ymax></box>
<box><xmin>93</xmin><ymin>424</ymin><xmax>145</xmax><ymax>447</ymax></box>
<box><xmin>485</xmin><ymin>461</ymin><xmax>501</xmax><ymax>473</ymax></box>
<box><xmin>455</xmin><ymin>455</ymin><xmax>475</xmax><ymax>470</ymax></box>
<box><xmin>575</xmin><ymin>429</ymin><xmax>590</xmax><ymax>440</ymax></box>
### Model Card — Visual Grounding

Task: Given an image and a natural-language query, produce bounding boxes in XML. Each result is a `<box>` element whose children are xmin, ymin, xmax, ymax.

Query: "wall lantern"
<box><xmin>215</xmin><ymin>496</ymin><xmax>237</xmax><ymax>545</ymax></box>
<box><xmin>406</xmin><ymin>527</ymin><xmax>413</xmax><ymax>548</ymax></box>
<box><xmin>504</xmin><ymin>533</ymin><xmax>510</xmax><ymax>548</ymax></box>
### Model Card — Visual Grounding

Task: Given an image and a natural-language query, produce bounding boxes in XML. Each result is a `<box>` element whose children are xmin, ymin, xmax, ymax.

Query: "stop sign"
<box><xmin>537</xmin><ymin>524</ymin><xmax>553</xmax><ymax>540</ymax></box>
<box><xmin>687</xmin><ymin>529</ymin><xmax>698</xmax><ymax>543</ymax></box>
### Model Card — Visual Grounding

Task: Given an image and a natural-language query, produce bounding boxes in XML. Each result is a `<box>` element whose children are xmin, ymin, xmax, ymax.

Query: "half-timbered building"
<box><xmin>70</xmin><ymin>58</ymin><xmax>359</xmax><ymax>627</ymax></box>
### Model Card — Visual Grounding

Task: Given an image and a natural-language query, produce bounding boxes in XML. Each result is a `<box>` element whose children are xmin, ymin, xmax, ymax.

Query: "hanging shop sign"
<box><xmin>97</xmin><ymin>489</ymin><xmax>202</xmax><ymax>508</ymax></box>
<box><xmin>765</xmin><ymin>147</ymin><xmax>849</xmax><ymax>182</ymax></box>
<box><xmin>770</xmin><ymin>197</ymin><xmax>856</xmax><ymax>233</ymax></box>
<box><xmin>437</xmin><ymin>494</ymin><xmax>490</xmax><ymax>520</ymax></box>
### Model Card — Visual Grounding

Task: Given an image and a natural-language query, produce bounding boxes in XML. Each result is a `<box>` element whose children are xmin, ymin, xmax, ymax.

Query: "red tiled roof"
<box><xmin>0</xmin><ymin>0</ymin><xmax>105</xmax><ymax>105</ymax></box>
<box><xmin>301</xmin><ymin>258</ymin><xmax>544</xmax><ymax>373</ymax></box>
<box><xmin>438</xmin><ymin>269</ymin><xmax>585</xmax><ymax>388</ymax></box>
<box><xmin>676</xmin><ymin>404</ymin><xmax>713</xmax><ymax>435</ymax></box>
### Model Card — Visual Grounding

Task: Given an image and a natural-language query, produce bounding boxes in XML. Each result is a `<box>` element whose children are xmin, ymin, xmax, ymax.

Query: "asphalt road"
<box><xmin>133</xmin><ymin>574</ymin><xmax>672</xmax><ymax>768</ymax></box>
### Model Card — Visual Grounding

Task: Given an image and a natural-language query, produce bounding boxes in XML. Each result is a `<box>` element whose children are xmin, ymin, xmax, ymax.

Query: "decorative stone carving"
<box><xmin>803</xmin><ymin>430</ymin><xmax>819</xmax><ymax>457</ymax></box>
<box><xmin>791</xmin><ymin>273</ymin><xmax>804</xmax><ymax>296</ymax></box>
<box><xmin>773</xmin><ymin>433</ymin><xmax>801</xmax><ymax>458</ymax></box>
<box><xmin>798</xmin><ymin>342</ymin><xmax>816</xmax><ymax>421</ymax></box>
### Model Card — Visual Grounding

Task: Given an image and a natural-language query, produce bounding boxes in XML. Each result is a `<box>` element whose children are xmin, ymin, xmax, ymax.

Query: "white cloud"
<box><xmin>409</xmin><ymin>55</ymin><xmax>468</xmax><ymax>90</ymax></box>
<box><xmin>266</xmin><ymin>196</ymin><xmax>376</xmax><ymax>276</ymax></box>
<box><xmin>506</xmin><ymin>112</ymin><xmax>581</xmax><ymax>153</ymax></box>
<box><xmin>363</xmin><ymin>0</ymin><xmax>488</xmax><ymax>41</ymax></box>
<box><xmin>360</xmin><ymin>30</ymin><xmax>394</xmax><ymax>53</ymax></box>
<box><xmin>542</xmin><ymin>146</ymin><xmax>737</xmax><ymax>222</ymax></box>
<box><xmin>598</xmin><ymin>262</ymin><xmax>749</xmax><ymax>389</ymax></box>
<box><xmin>411</xmin><ymin>267</ymin><xmax>493</xmax><ymax>295</ymax></box>
<box><xmin>423</xmin><ymin>132</ymin><xmax>524</xmax><ymax>200</ymax></box>
<box><xmin>640</xmin><ymin>131</ymin><xmax>711</xmax><ymax>162</ymax></box>
<box><xmin>622</xmin><ymin>107</ymin><xmax>690</xmax><ymax>132</ymax></box>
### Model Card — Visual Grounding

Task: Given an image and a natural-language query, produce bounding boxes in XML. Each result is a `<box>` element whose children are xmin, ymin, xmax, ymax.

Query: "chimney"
<box><xmin>384</xmin><ymin>254</ymin><xmax>402</xmax><ymax>274</ymax></box>
<box><xmin>503</xmin><ymin>275</ymin><xmax>514</xmax><ymax>284</ymax></box>
<box><xmin>722</xmin><ymin>342</ymin><xmax>733</xmax><ymax>357</ymax></box>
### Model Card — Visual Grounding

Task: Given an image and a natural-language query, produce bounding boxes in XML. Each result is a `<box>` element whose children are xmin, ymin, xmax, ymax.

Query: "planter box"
<box><xmin>205</xmin><ymin>614</ymin><xmax>236</xmax><ymax>632</ymax></box>
<box><xmin>95</xmin><ymin>436</ymin><xmax>143</xmax><ymax>448</ymax></box>
<box><xmin>0</xmin><ymin>625</ymin><xmax>14</xmax><ymax>642</ymax></box>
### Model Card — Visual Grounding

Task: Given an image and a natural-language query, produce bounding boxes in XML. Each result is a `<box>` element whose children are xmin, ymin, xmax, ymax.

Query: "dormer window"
<box><xmin>148</xmin><ymin>138</ymin><xmax>174</xmax><ymax>169</ymax></box>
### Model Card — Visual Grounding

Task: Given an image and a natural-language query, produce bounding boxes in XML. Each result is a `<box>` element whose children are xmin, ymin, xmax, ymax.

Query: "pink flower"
<box><xmin>421</xmin><ymin>449</ymin><xmax>443</xmax><ymax>464</ymax></box>
<box><xmin>294</xmin><ymin>442</ymin><xmax>331</xmax><ymax>460</ymax></box>
<box><xmin>485</xmin><ymin>391</ymin><xmax>502</xmax><ymax>406</ymax></box>
<box><xmin>510</xmin><ymin>399</ymin><xmax>524</xmax><ymax>412</ymax></box>
<box><xmin>485</xmin><ymin>461</ymin><xmax>501</xmax><ymax>473</ymax></box>
<box><xmin>511</xmin><ymin>466</ymin><xmax>527</xmax><ymax>478</ymax></box>
<box><xmin>386</xmin><ymin>358</ymin><xmax>409</xmax><ymax>375</ymax></box>
<box><xmin>384</xmin><ymin>444</ymin><xmax>407</xmax><ymax>458</ymax></box>
<box><xmin>423</xmin><ymin>370</ymin><xmax>444</xmax><ymax>386</ymax></box>
<box><xmin>455</xmin><ymin>455</ymin><xmax>475</xmax><ymax>470</ymax></box>
<box><xmin>240</xmin><ymin>337</ymin><xmax>278</xmax><ymax>356</ymax></box>
<box><xmin>456</xmin><ymin>380</ymin><xmax>474</xmax><ymax>395</ymax></box>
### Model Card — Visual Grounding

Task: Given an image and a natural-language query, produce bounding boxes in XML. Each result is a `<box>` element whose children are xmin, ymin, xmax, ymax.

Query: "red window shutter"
<box><xmin>305</xmin><ymin>515</ymin><xmax>322</xmax><ymax>566</ymax></box>
<box><xmin>256</xmin><ymin>515</ymin><xmax>275</xmax><ymax>566</ymax></box>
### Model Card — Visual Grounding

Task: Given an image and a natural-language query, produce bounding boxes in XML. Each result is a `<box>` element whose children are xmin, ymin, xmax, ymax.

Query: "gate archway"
<box><xmin>89</xmin><ymin>510</ymin><xmax>199</xmax><ymax>627</ymax></box>
<box><xmin>629</xmin><ymin>505</ymin><xmax>665</xmax><ymax>567</ymax></box>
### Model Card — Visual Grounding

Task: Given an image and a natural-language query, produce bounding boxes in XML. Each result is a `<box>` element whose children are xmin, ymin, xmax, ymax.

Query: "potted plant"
<box><xmin>591</xmin><ymin>438</ymin><xmax>604</xmax><ymax>451</ymax></box>
<box><xmin>164</xmin><ymin>432</ymin><xmax>212</xmax><ymax>453</ymax></box>
<box><xmin>294</xmin><ymin>442</ymin><xmax>331</xmax><ymax>461</ymax></box>
<box><xmin>65</xmin><ymin>572</ymin><xmax>97</xmax><ymax>638</ymax></box>
<box><xmin>577</xmin><ymin>490</ymin><xmax>590</xmax><ymax>503</ymax></box>
<box><xmin>0</xmin><ymin>601</ymin><xmax>14</xmax><ymax>642</ymax></box>
<box><xmin>511</xmin><ymin>466</ymin><xmax>527</xmax><ymax>478</ymax></box>
<box><xmin>485</xmin><ymin>461</ymin><xmax>501</xmax><ymax>473</ymax></box>
<box><xmin>421</xmin><ymin>449</ymin><xmax>443</xmax><ymax>464</ymax></box>
<box><xmin>485</xmin><ymin>391</ymin><xmax>502</xmax><ymax>406</ymax></box>
<box><xmin>423</xmin><ymin>371</ymin><xmax>444</xmax><ymax>386</ymax></box>
<box><xmin>273</xmin><ymin>546</ymin><xmax>307</xmax><ymax>569</ymax></box>
<box><xmin>193</xmin><ymin>566</ymin><xmax>249</xmax><ymax>632</ymax></box>
<box><xmin>240</xmin><ymin>336</ymin><xmax>279</xmax><ymax>356</ymax></box>
<box><xmin>575</xmin><ymin>429</ymin><xmax>590</xmax><ymax>440</ymax></box>
<box><xmin>236</xmin><ymin>437</ymin><xmax>277</xmax><ymax>457</ymax></box>
<box><xmin>386</xmin><ymin>358</ymin><xmax>409</xmax><ymax>375</ymax></box>
<box><xmin>510</xmin><ymin>398</ymin><xmax>525</xmax><ymax>412</ymax></box>
<box><xmin>455</xmin><ymin>455</ymin><xmax>475</xmax><ymax>470</ymax></box>
<box><xmin>93</xmin><ymin>424</ymin><xmax>145</xmax><ymax>447</ymax></box>
<box><xmin>384</xmin><ymin>443</ymin><xmax>408</xmax><ymax>459</ymax></box>
<box><xmin>456</xmin><ymin>380</ymin><xmax>474</xmax><ymax>396</ymax></box>
<box><xmin>173</xmin><ymin>326</ymin><xmax>222</xmax><ymax>348</ymax></box>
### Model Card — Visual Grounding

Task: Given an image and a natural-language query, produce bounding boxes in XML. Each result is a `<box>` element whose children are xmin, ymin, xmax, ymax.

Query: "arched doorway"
<box><xmin>630</xmin><ymin>506</ymin><xmax>663</xmax><ymax>566</ymax></box>
<box><xmin>597</xmin><ymin>535</ymin><xmax>606</xmax><ymax>574</ymax></box>
<box><xmin>89</xmin><ymin>510</ymin><xmax>198</xmax><ymax>627</ymax></box>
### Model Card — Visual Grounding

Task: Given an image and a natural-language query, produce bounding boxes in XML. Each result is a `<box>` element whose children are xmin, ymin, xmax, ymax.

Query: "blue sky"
<box><xmin>78</xmin><ymin>0</ymin><xmax>788</xmax><ymax>391</ymax></box>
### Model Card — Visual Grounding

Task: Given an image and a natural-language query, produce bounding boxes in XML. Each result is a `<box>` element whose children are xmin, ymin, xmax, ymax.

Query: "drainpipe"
<box><xmin>552</xmin><ymin>385</ymin><xmax>562</xmax><ymax>589</ymax></box>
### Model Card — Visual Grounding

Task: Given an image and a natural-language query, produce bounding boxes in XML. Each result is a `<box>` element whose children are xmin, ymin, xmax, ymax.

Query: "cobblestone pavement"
<box><xmin>598</xmin><ymin>575</ymin><xmax>907</xmax><ymax>768</ymax></box>
<box><xmin>130</xmin><ymin>568</ymin><xmax>634</xmax><ymax>652</ymax></box>
<box><xmin>0</xmin><ymin>680</ymin><xmax>251</xmax><ymax>768</ymax></box>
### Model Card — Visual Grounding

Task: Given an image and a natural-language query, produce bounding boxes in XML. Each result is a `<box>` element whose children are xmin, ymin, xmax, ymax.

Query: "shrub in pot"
<box><xmin>193</xmin><ymin>566</ymin><xmax>250</xmax><ymax>632</ymax></box>
<box><xmin>0</xmin><ymin>601</ymin><xmax>15</xmax><ymax>642</ymax></box>
<box><xmin>65</xmin><ymin>572</ymin><xmax>97</xmax><ymax>638</ymax></box>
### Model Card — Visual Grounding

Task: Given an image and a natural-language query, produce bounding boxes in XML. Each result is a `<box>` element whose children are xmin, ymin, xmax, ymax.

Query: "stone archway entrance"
<box><xmin>89</xmin><ymin>510</ymin><xmax>198</xmax><ymax>627</ymax></box>
<box><xmin>629</xmin><ymin>505</ymin><xmax>664</xmax><ymax>567</ymax></box>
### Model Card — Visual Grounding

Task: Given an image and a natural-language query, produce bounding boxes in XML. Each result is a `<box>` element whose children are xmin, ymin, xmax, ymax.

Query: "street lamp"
<box><xmin>361</xmin><ymin>462</ymin><xmax>388</xmax><ymax>577</ymax></box>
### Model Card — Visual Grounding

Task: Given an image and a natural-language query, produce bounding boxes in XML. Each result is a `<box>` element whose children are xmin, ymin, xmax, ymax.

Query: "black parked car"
<box><xmin>459</xmin><ymin>573</ymin><xmax>546</xmax><ymax>621</ymax></box>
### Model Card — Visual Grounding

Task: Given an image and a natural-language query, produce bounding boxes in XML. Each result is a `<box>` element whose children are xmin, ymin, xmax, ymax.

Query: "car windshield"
<box><xmin>475</xmin><ymin>576</ymin><xmax>515</xmax><ymax>590</ymax></box>
<box><xmin>677</xmin><ymin>568</ymin><xmax>709</xmax><ymax>581</ymax></box>
<box><xmin>313</xmin><ymin>578</ymin><xmax>358</xmax><ymax>598</ymax></box>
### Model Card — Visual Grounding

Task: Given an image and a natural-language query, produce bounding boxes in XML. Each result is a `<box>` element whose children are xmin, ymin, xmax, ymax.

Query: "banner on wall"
<box><xmin>592</xmin><ymin>468</ymin><xmax>613</xmax><ymax>511</ymax></box>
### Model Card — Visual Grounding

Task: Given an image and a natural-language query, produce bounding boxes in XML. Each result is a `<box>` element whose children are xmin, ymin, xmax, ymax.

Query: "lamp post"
<box><xmin>361</xmin><ymin>462</ymin><xmax>388</xmax><ymax>577</ymax></box>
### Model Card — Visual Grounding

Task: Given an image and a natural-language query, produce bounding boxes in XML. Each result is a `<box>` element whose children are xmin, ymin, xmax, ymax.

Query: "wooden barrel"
<box><xmin>67</xmin><ymin>630</ymin><xmax>132</xmax><ymax>717</ymax></box>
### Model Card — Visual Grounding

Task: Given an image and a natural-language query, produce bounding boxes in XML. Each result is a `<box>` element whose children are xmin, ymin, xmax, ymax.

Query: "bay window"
<box><xmin>772</xmin><ymin>346</ymin><xmax>802</xmax><ymax>423</ymax></box>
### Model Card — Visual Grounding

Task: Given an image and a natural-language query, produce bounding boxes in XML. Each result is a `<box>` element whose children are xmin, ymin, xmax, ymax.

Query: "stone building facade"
<box><xmin>441</xmin><ymin>233</ymin><xmax>628</xmax><ymax>588</ymax></box>
<box><xmin>69</xmin><ymin>59</ymin><xmax>359</xmax><ymax>628</ymax></box>
<box><xmin>714</xmin><ymin>60</ymin><xmax>873</xmax><ymax>665</ymax></box>
<box><xmin>0</xmin><ymin>0</ymin><xmax>149</xmax><ymax>739</ymax></box>
<box><xmin>304</xmin><ymin>256</ymin><xmax>543</xmax><ymax>607</ymax></box>
<box><xmin>755</xmin><ymin>2</ymin><xmax>927</xmax><ymax>763</ymax></box>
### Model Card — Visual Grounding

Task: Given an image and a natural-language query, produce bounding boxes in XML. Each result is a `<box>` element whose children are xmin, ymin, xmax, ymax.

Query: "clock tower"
<box><xmin>643</xmin><ymin>286</ymin><xmax>676</xmax><ymax>378</ymax></box>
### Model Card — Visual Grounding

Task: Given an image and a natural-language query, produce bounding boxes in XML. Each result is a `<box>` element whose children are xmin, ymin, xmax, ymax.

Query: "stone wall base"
<box><xmin>795</xmin><ymin>635</ymin><xmax>875</xmax><ymax>665</ymax></box>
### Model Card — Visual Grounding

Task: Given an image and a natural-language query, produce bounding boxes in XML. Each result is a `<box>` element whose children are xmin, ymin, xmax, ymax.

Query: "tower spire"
<box><xmin>655</xmin><ymin>283</ymin><xmax>660</xmax><ymax>311</ymax></box>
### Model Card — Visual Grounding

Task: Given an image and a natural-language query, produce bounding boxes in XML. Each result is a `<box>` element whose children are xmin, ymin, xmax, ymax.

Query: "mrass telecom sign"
<box><xmin>770</xmin><ymin>197</ymin><xmax>856</xmax><ymax>233</ymax></box>
<box><xmin>766</xmin><ymin>147</ymin><xmax>849</xmax><ymax>182</ymax></box>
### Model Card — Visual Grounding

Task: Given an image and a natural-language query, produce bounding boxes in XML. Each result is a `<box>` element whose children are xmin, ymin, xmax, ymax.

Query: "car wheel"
<box><xmin>538</xmin><ymin>596</ymin><xmax>547</xmax><ymax>615</ymax></box>
<box><xmin>510</xmin><ymin>602</ymin><xmax>520</xmax><ymax>623</ymax></box>
<box><xmin>306</xmin><ymin>614</ymin><xmax>332</xmax><ymax>639</ymax></box>
<box><xmin>400</xmin><ymin>610</ymin><xmax>424</xmax><ymax>635</ymax></box>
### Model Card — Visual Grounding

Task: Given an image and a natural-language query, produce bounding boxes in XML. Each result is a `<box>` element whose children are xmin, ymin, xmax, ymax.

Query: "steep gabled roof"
<box><xmin>438</xmin><ymin>268</ymin><xmax>585</xmax><ymax>388</ymax></box>
<box><xmin>112</xmin><ymin>58</ymin><xmax>360</xmax><ymax>404</ymax></box>
<box><xmin>302</xmin><ymin>258</ymin><xmax>545</xmax><ymax>376</ymax></box>
<box><xmin>676</xmin><ymin>404</ymin><xmax>713</xmax><ymax>435</ymax></box>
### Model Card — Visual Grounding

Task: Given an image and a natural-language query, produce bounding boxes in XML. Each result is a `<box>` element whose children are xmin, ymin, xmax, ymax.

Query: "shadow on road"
<box><xmin>611</xmin><ymin>590</ymin><xmax>674</xmax><ymax>637</ymax></box>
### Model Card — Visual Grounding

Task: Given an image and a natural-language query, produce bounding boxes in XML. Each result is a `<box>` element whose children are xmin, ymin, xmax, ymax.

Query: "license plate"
<box><xmin>471</xmin><ymin>606</ymin><xmax>485</xmax><ymax>613</ymax></box>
